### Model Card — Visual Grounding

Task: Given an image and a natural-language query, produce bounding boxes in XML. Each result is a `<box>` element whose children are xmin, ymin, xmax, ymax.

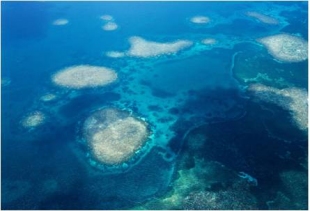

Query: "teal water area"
<box><xmin>1</xmin><ymin>1</ymin><xmax>308</xmax><ymax>209</ymax></box>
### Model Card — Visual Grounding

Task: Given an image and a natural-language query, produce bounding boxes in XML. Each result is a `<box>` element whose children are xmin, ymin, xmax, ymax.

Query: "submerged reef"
<box><xmin>190</xmin><ymin>16</ymin><xmax>210</xmax><ymax>24</ymax></box>
<box><xmin>182</xmin><ymin>179</ymin><xmax>257</xmax><ymax>210</ymax></box>
<box><xmin>231</xmin><ymin>45</ymin><xmax>308</xmax><ymax>88</ymax></box>
<box><xmin>201</xmin><ymin>38</ymin><xmax>217</xmax><ymax>45</ymax></box>
<box><xmin>133</xmin><ymin>158</ymin><xmax>258</xmax><ymax>209</ymax></box>
<box><xmin>100</xmin><ymin>15</ymin><xmax>114</xmax><ymax>21</ymax></box>
<box><xmin>134</xmin><ymin>89</ymin><xmax>307</xmax><ymax>209</ymax></box>
<box><xmin>83</xmin><ymin>108</ymin><xmax>150</xmax><ymax>166</ymax></box>
<box><xmin>21</xmin><ymin>111</ymin><xmax>46</xmax><ymax>128</ymax></box>
<box><xmin>267</xmin><ymin>170</ymin><xmax>308</xmax><ymax>210</ymax></box>
<box><xmin>52</xmin><ymin>19</ymin><xmax>69</xmax><ymax>26</ymax></box>
<box><xmin>1</xmin><ymin>180</ymin><xmax>31</xmax><ymax>204</ymax></box>
<box><xmin>40</xmin><ymin>93</ymin><xmax>57</xmax><ymax>102</ymax></box>
<box><xmin>246</xmin><ymin>11</ymin><xmax>278</xmax><ymax>25</ymax></box>
<box><xmin>52</xmin><ymin>65</ymin><xmax>117</xmax><ymax>89</ymax></box>
<box><xmin>102</xmin><ymin>22</ymin><xmax>118</xmax><ymax>31</ymax></box>
<box><xmin>1</xmin><ymin>77</ymin><xmax>11</xmax><ymax>87</ymax></box>
<box><xmin>105</xmin><ymin>51</ymin><xmax>125</xmax><ymax>58</ymax></box>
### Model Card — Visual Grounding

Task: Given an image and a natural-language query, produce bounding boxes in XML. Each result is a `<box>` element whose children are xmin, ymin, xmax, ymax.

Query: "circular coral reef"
<box><xmin>83</xmin><ymin>108</ymin><xmax>151</xmax><ymax>166</ymax></box>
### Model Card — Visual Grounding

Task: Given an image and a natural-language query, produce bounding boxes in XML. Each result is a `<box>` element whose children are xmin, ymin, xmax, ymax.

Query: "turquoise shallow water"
<box><xmin>1</xmin><ymin>1</ymin><xmax>308</xmax><ymax>209</ymax></box>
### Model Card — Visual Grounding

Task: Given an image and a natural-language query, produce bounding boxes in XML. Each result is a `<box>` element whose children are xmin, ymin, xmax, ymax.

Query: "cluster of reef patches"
<box><xmin>100</xmin><ymin>15</ymin><xmax>118</xmax><ymax>31</ymax></box>
<box><xmin>131</xmin><ymin>28</ymin><xmax>308</xmax><ymax>207</ymax></box>
<box><xmin>2</xmin><ymin>2</ymin><xmax>308</xmax><ymax>209</ymax></box>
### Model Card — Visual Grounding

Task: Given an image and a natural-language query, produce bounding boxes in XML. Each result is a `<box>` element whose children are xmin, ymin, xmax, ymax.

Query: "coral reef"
<box><xmin>257</xmin><ymin>34</ymin><xmax>308</xmax><ymax>62</ymax></box>
<box><xmin>83</xmin><ymin>108</ymin><xmax>150</xmax><ymax>165</ymax></box>
<box><xmin>247</xmin><ymin>11</ymin><xmax>278</xmax><ymax>24</ymax></box>
<box><xmin>248</xmin><ymin>83</ymin><xmax>308</xmax><ymax>131</ymax></box>
<box><xmin>52</xmin><ymin>65</ymin><xmax>117</xmax><ymax>89</ymax></box>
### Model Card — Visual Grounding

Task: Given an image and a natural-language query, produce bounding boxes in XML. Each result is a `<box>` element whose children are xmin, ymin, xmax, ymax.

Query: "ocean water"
<box><xmin>1</xmin><ymin>1</ymin><xmax>308</xmax><ymax>210</ymax></box>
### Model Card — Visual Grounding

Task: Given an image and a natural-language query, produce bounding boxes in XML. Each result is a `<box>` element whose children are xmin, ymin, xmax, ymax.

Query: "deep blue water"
<box><xmin>1</xmin><ymin>1</ymin><xmax>308</xmax><ymax>210</ymax></box>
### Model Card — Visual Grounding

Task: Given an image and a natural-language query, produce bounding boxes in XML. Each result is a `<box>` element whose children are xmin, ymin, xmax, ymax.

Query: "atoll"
<box><xmin>83</xmin><ymin>108</ymin><xmax>150</xmax><ymax>165</ymax></box>
<box><xmin>257</xmin><ymin>34</ymin><xmax>308</xmax><ymax>62</ymax></box>
<box><xmin>52</xmin><ymin>65</ymin><xmax>117</xmax><ymax>89</ymax></box>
